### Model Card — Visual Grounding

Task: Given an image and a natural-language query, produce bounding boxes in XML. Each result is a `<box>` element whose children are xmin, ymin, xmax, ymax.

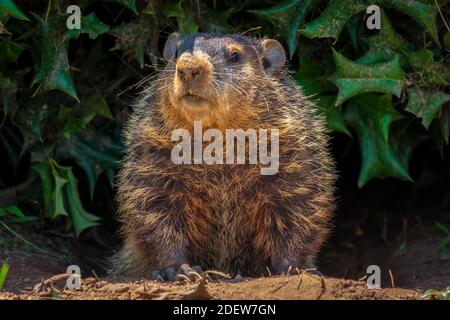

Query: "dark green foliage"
<box><xmin>0</xmin><ymin>0</ymin><xmax>449</xmax><ymax>236</ymax></box>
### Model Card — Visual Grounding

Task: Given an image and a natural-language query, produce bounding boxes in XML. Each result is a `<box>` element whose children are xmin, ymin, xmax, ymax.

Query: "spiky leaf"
<box><xmin>345</xmin><ymin>94</ymin><xmax>411</xmax><ymax>187</ymax></box>
<box><xmin>330</xmin><ymin>51</ymin><xmax>405</xmax><ymax>106</ymax></box>
<box><xmin>316</xmin><ymin>95</ymin><xmax>351</xmax><ymax>136</ymax></box>
<box><xmin>81</xmin><ymin>12</ymin><xmax>110</xmax><ymax>40</ymax></box>
<box><xmin>301</xmin><ymin>0</ymin><xmax>366</xmax><ymax>42</ymax></box>
<box><xmin>406</xmin><ymin>87</ymin><xmax>450</xmax><ymax>129</ymax></box>
<box><xmin>249</xmin><ymin>0</ymin><xmax>318</xmax><ymax>57</ymax></box>
<box><xmin>0</xmin><ymin>0</ymin><xmax>29</xmax><ymax>22</ymax></box>
<box><xmin>32</xmin><ymin>15</ymin><xmax>79</xmax><ymax>100</ymax></box>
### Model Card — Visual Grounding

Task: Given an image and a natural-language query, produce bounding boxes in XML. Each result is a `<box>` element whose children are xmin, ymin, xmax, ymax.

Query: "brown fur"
<box><xmin>110</xmin><ymin>34</ymin><xmax>336</xmax><ymax>277</ymax></box>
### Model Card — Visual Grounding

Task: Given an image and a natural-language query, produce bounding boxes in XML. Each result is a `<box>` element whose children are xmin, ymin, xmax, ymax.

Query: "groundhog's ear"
<box><xmin>163</xmin><ymin>32</ymin><xmax>179</xmax><ymax>61</ymax></box>
<box><xmin>261</xmin><ymin>39</ymin><xmax>286</xmax><ymax>75</ymax></box>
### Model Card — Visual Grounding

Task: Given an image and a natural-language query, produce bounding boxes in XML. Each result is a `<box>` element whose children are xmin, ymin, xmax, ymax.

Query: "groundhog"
<box><xmin>110</xmin><ymin>33</ymin><xmax>336</xmax><ymax>279</ymax></box>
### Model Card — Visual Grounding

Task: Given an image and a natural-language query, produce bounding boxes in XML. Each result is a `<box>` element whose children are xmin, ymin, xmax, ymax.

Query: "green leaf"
<box><xmin>358</xmin><ymin>9</ymin><xmax>412</xmax><ymax>64</ymax></box>
<box><xmin>0</xmin><ymin>206</ymin><xmax>36</xmax><ymax>223</ymax></box>
<box><xmin>316</xmin><ymin>95</ymin><xmax>351</xmax><ymax>136</ymax></box>
<box><xmin>32</xmin><ymin>15</ymin><xmax>79</xmax><ymax>100</ymax></box>
<box><xmin>48</xmin><ymin>175</ymin><xmax>69</xmax><ymax>219</ymax></box>
<box><xmin>295</xmin><ymin>57</ymin><xmax>335</xmax><ymax>96</ymax></box>
<box><xmin>107</xmin><ymin>0</ymin><xmax>137</xmax><ymax>14</ymax></box>
<box><xmin>375</xmin><ymin>0</ymin><xmax>440</xmax><ymax>45</ymax></box>
<box><xmin>162</xmin><ymin>1</ymin><xmax>198</xmax><ymax>35</ymax></box>
<box><xmin>81</xmin><ymin>12</ymin><xmax>110</xmax><ymax>40</ymax></box>
<box><xmin>81</xmin><ymin>90</ymin><xmax>113</xmax><ymax>122</ymax></box>
<box><xmin>110</xmin><ymin>16</ymin><xmax>156</xmax><ymax>68</ymax></box>
<box><xmin>0</xmin><ymin>262</ymin><xmax>9</xmax><ymax>291</ymax></box>
<box><xmin>59</xmin><ymin>91</ymin><xmax>112</xmax><ymax>139</ymax></box>
<box><xmin>301</xmin><ymin>0</ymin><xmax>367</xmax><ymax>42</ymax></box>
<box><xmin>430</xmin><ymin>121</ymin><xmax>446</xmax><ymax>156</ymax></box>
<box><xmin>56</xmin><ymin>143</ymin><xmax>99</xmax><ymax>199</ymax></box>
<box><xmin>330</xmin><ymin>51</ymin><xmax>405</xmax><ymax>106</ymax></box>
<box><xmin>0</xmin><ymin>22</ymin><xmax>10</xmax><ymax>34</ymax></box>
<box><xmin>390</xmin><ymin>119</ymin><xmax>427</xmax><ymax>169</ymax></box>
<box><xmin>345</xmin><ymin>94</ymin><xmax>411</xmax><ymax>188</ymax></box>
<box><xmin>0</xmin><ymin>74</ymin><xmax>14</xmax><ymax>117</ymax></box>
<box><xmin>405</xmin><ymin>49</ymin><xmax>450</xmax><ymax>86</ymax></box>
<box><xmin>201</xmin><ymin>8</ymin><xmax>235</xmax><ymax>33</ymax></box>
<box><xmin>0</xmin><ymin>0</ymin><xmax>29</xmax><ymax>22</ymax></box>
<box><xmin>33</xmin><ymin>158</ymin><xmax>100</xmax><ymax>236</ymax></box>
<box><xmin>406</xmin><ymin>87</ymin><xmax>450</xmax><ymax>129</ymax></box>
<box><xmin>0</xmin><ymin>38</ymin><xmax>25</xmax><ymax>67</ymax></box>
<box><xmin>52</xmin><ymin>160</ymin><xmax>100</xmax><ymax>238</ymax></box>
<box><xmin>13</xmin><ymin>95</ymin><xmax>49</xmax><ymax>154</ymax></box>
<box><xmin>444</xmin><ymin>32</ymin><xmax>450</xmax><ymax>50</ymax></box>
<box><xmin>32</xmin><ymin>160</ymin><xmax>53</xmax><ymax>210</ymax></box>
<box><xmin>249</xmin><ymin>0</ymin><xmax>318</xmax><ymax>57</ymax></box>
<box><xmin>345</xmin><ymin>14</ymin><xmax>361</xmax><ymax>51</ymax></box>
<box><xmin>440</xmin><ymin>104</ymin><xmax>450</xmax><ymax>144</ymax></box>
<box><xmin>73</xmin><ymin>136</ymin><xmax>121</xmax><ymax>168</ymax></box>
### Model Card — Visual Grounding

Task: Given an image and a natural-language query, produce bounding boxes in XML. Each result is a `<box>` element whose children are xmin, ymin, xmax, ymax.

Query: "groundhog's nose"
<box><xmin>176</xmin><ymin>52</ymin><xmax>210</xmax><ymax>87</ymax></box>
<box><xmin>177</xmin><ymin>66</ymin><xmax>203</xmax><ymax>82</ymax></box>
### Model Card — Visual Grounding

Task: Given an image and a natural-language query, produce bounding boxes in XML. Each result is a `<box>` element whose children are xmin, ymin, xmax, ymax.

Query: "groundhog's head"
<box><xmin>159</xmin><ymin>33</ymin><xmax>286</xmax><ymax>128</ymax></box>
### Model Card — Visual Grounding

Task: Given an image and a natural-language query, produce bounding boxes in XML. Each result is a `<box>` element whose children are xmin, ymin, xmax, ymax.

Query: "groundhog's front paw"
<box><xmin>151</xmin><ymin>264</ymin><xmax>203</xmax><ymax>282</ymax></box>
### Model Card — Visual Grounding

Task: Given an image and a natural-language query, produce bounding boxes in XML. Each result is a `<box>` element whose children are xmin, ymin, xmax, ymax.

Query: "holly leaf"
<box><xmin>107</xmin><ymin>0</ymin><xmax>137</xmax><ymax>14</ymax></box>
<box><xmin>316</xmin><ymin>95</ymin><xmax>351</xmax><ymax>136</ymax></box>
<box><xmin>0</xmin><ymin>38</ymin><xmax>25</xmax><ymax>67</ymax></box>
<box><xmin>406</xmin><ymin>49</ymin><xmax>450</xmax><ymax>86</ymax></box>
<box><xmin>59</xmin><ymin>91</ymin><xmax>112</xmax><ymax>139</ymax></box>
<box><xmin>49</xmin><ymin>175</ymin><xmax>69</xmax><ymax>219</ymax></box>
<box><xmin>249</xmin><ymin>0</ymin><xmax>318</xmax><ymax>57</ymax></box>
<box><xmin>406</xmin><ymin>87</ymin><xmax>450</xmax><ymax>129</ymax></box>
<box><xmin>81</xmin><ymin>12</ymin><xmax>110</xmax><ymax>40</ymax></box>
<box><xmin>13</xmin><ymin>95</ymin><xmax>49</xmax><ymax>154</ymax></box>
<box><xmin>295</xmin><ymin>57</ymin><xmax>335</xmax><ymax>96</ymax></box>
<box><xmin>0</xmin><ymin>22</ymin><xmax>10</xmax><ymax>34</ymax></box>
<box><xmin>0</xmin><ymin>206</ymin><xmax>36</xmax><ymax>223</ymax></box>
<box><xmin>301</xmin><ymin>0</ymin><xmax>367</xmax><ymax>42</ymax></box>
<box><xmin>358</xmin><ymin>10</ymin><xmax>412</xmax><ymax>64</ymax></box>
<box><xmin>0</xmin><ymin>74</ymin><xmax>14</xmax><ymax>116</ymax></box>
<box><xmin>201</xmin><ymin>7</ymin><xmax>235</xmax><ymax>33</ymax></box>
<box><xmin>330</xmin><ymin>51</ymin><xmax>405</xmax><ymax>106</ymax></box>
<box><xmin>56</xmin><ymin>126</ymin><xmax>121</xmax><ymax>199</ymax></box>
<box><xmin>110</xmin><ymin>15</ymin><xmax>156</xmax><ymax>68</ymax></box>
<box><xmin>32</xmin><ymin>160</ymin><xmax>53</xmax><ymax>210</ymax></box>
<box><xmin>162</xmin><ymin>1</ymin><xmax>198</xmax><ymax>35</ymax></box>
<box><xmin>390</xmin><ymin>119</ymin><xmax>427</xmax><ymax>168</ymax></box>
<box><xmin>32</xmin><ymin>14</ymin><xmax>79</xmax><ymax>100</ymax></box>
<box><xmin>56</xmin><ymin>142</ymin><xmax>100</xmax><ymax>200</ymax></box>
<box><xmin>52</xmin><ymin>160</ymin><xmax>100</xmax><ymax>238</ymax></box>
<box><xmin>0</xmin><ymin>0</ymin><xmax>29</xmax><ymax>22</ymax></box>
<box><xmin>375</xmin><ymin>0</ymin><xmax>439</xmax><ymax>45</ymax></box>
<box><xmin>345</xmin><ymin>94</ymin><xmax>411</xmax><ymax>187</ymax></box>
<box><xmin>440</xmin><ymin>104</ymin><xmax>450</xmax><ymax>144</ymax></box>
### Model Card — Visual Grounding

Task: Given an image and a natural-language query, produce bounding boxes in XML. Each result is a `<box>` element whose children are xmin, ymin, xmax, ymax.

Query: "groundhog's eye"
<box><xmin>228</xmin><ymin>51</ymin><xmax>240</xmax><ymax>63</ymax></box>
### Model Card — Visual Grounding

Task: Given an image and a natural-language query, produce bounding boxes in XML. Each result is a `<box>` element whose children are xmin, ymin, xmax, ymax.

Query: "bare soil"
<box><xmin>0</xmin><ymin>220</ymin><xmax>449</xmax><ymax>300</ymax></box>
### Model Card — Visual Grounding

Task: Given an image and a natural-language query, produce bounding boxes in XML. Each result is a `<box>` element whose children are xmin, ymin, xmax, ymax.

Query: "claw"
<box><xmin>150</xmin><ymin>264</ymin><xmax>204</xmax><ymax>282</ymax></box>
<box><xmin>151</xmin><ymin>270</ymin><xmax>164</xmax><ymax>282</ymax></box>
<box><xmin>179</xmin><ymin>263</ymin><xmax>203</xmax><ymax>282</ymax></box>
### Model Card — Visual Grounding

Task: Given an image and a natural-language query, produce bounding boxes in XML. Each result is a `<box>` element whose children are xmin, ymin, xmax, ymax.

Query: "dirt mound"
<box><xmin>0</xmin><ymin>273</ymin><xmax>421</xmax><ymax>300</ymax></box>
<box><xmin>0</xmin><ymin>220</ymin><xmax>448</xmax><ymax>300</ymax></box>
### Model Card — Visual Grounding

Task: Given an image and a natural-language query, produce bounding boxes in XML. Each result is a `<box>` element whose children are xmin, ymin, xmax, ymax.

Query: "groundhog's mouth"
<box><xmin>180</xmin><ymin>93</ymin><xmax>211</xmax><ymax>108</ymax></box>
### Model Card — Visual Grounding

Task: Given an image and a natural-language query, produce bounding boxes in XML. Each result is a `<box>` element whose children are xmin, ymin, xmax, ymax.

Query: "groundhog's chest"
<box><xmin>179</xmin><ymin>165</ymin><xmax>265</xmax><ymax>269</ymax></box>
